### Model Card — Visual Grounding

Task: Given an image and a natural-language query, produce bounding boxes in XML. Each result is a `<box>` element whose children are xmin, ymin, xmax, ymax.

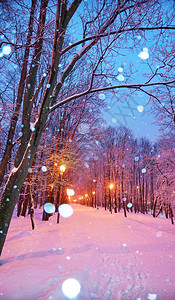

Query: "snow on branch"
<box><xmin>49</xmin><ymin>79</ymin><xmax>175</xmax><ymax>112</ymax></box>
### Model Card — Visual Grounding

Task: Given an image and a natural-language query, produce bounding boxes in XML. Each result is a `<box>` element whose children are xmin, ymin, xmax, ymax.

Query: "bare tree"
<box><xmin>0</xmin><ymin>0</ymin><xmax>175</xmax><ymax>255</ymax></box>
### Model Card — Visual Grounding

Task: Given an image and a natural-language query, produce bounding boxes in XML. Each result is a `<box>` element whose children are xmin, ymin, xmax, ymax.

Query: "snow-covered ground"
<box><xmin>0</xmin><ymin>204</ymin><xmax>175</xmax><ymax>300</ymax></box>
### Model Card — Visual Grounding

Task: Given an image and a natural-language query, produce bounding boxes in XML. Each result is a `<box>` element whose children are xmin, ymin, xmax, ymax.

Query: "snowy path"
<box><xmin>0</xmin><ymin>204</ymin><xmax>175</xmax><ymax>300</ymax></box>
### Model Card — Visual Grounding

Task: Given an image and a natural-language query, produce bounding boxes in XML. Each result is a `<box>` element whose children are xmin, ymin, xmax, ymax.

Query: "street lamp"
<box><xmin>92</xmin><ymin>191</ymin><xmax>96</xmax><ymax>208</ymax></box>
<box><xmin>109</xmin><ymin>183</ymin><xmax>114</xmax><ymax>190</ymax></box>
<box><xmin>60</xmin><ymin>165</ymin><xmax>66</xmax><ymax>173</ymax></box>
<box><xmin>57</xmin><ymin>165</ymin><xmax>66</xmax><ymax>223</ymax></box>
<box><xmin>109</xmin><ymin>183</ymin><xmax>114</xmax><ymax>213</ymax></box>
<box><xmin>85</xmin><ymin>193</ymin><xmax>88</xmax><ymax>206</ymax></box>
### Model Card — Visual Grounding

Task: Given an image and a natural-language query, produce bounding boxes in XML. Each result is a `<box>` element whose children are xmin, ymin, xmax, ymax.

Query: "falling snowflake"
<box><xmin>2</xmin><ymin>45</ymin><xmax>11</xmax><ymax>55</ymax></box>
<box><xmin>137</xmin><ymin>105</ymin><xmax>144</xmax><ymax>112</ymax></box>
<box><xmin>98</xmin><ymin>93</ymin><xmax>106</xmax><ymax>100</ymax></box>
<box><xmin>156</xmin><ymin>231</ymin><xmax>162</xmax><ymax>238</ymax></box>
<box><xmin>117</xmin><ymin>74</ymin><xmax>125</xmax><ymax>81</ymax></box>
<box><xmin>138</xmin><ymin>48</ymin><xmax>149</xmax><ymax>60</ymax></box>
<box><xmin>62</xmin><ymin>278</ymin><xmax>81</xmax><ymax>299</ymax></box>
<box><xmin>30</xmin><ymin>123</ymin><xmax>35</xmax><ymax>131</ymax></box>
<box><xmin>105</xmin><ymin>63</ymin><xmax>111</xmax><ymax>70</ymax></box>
<box><xmin>118</xmin><ymin>67</ymin><xmax>123</xmax><ymax>72</ymax></box>
<box><xmin>41</xmin><ymin>166</ymin><xmax>47</xmax><ymax>172</ymax></box>
<box><xmin>112</xmin><ymin>118</ymin><xmax>117</xmax><ymax>123</ymax></box>
<box><xmin>147</xmin><ymin>294</ymin><xmax>157</xmax><ymax>300</ymax></box>
<box><xmin>78</xmin><ymin>123</ymin><xmax>90</xmax><ymax>134</ymax></box>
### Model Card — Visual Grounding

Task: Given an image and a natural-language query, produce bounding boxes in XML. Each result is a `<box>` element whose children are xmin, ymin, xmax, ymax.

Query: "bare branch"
<box><xmin>49</xmin><ymin>79</ymin><xmax>175</xmax><ymax>112</ymax></box>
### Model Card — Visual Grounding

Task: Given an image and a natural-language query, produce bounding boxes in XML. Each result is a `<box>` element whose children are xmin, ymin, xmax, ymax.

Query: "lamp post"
<box><xmin>57</xmin><ymin>165</ymin><xmax>66</xmax><ymax>223</ymax></box>
<box><xmin>109</xmin><ymin>183</ymin><xmax>114</xmax><ymax>214</ymax></box>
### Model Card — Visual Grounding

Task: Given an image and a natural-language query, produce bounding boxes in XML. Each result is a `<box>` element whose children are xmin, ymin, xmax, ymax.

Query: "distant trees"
<box><xmin>0</xmin><ymin>0</ymin><xmax>174</xmax><ymax>255</ymax></box>
<box><xmin>79</xmin><ymin>125</ymin><xmax>174</xmax><ymax>225</ymax></box>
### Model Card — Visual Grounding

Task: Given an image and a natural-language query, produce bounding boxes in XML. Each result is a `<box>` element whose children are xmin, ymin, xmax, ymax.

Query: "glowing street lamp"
<box><xmin>109</xmin><ymin>183</ymin><xmax>114</xmax><ymax>213</ymax></box>
<box><xmin>109</xmin><ymin>183</ymin><xmax>114</xmax><ymax>190</ymax></box>
<box><xmin>92</xmin><ymin>191</ymin><xmax>96</xmax><ymax>208</ymax></box>
<box><xmin>60</xmin><ymin>165</ymin><xmax>66</xmax><ymax>173</ymax></box>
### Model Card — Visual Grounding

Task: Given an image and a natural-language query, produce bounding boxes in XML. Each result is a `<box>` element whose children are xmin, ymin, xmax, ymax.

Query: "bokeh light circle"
<box><xmin>58</xmin><ymin>204</ymin><xmax>73</xmax><ymax>218</ymax></box>
<box><xmin>127</xmin><ymin>203</ymin><xmax>132</xmax><ymax>208</ymax></box>
<box><xmin>43</xmin><ymin>203</ymin><xmax>55</xmax><ymax>214</ymax></box>
<box><xmin>67</xmin><ymin>189</ymin><xmax>75</xmax><ymax>196</ymax></box>
<box><xmin>62</xmin><ymin>278</ymin><xmax>81</xmax><ymax>299</ymax></box>
<box><xmin>2</xmin><ymin>45</ymin><xmax>11</xmax><ymax>55</ymax></box>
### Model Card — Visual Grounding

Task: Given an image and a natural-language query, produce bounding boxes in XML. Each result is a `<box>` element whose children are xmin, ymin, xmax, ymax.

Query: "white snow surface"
<box><xmin>0</xmin><ymin>204</ymin><xmax>175</xmax><ymax>300</ymax></box>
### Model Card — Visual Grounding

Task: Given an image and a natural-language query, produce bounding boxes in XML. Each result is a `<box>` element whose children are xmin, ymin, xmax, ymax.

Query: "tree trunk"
<box><xmin>17</xmin><ymin>185</ymin><xmax>25</xmax><ymax>217</ymax></box>
<box><xmin>168</xmin><ymin>204</ymin><xmax>174</xmax><ymax>225</ymax></box>
<box><xmin>153</xmin><ymin>196</ymin><xmax>157</xmax><ymax>218</ymax></box>
<box><xmin>0</xmin><ymin>0</ymin><xmax>37</xmax><ymax>186</ymax></box>
<box><xmin>29</xmin><ymin>185</ymin><xmax>35</xmax><ymax>230</ymax></box>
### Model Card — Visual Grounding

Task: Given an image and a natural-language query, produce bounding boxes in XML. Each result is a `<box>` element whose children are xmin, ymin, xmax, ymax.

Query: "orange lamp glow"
<box><xmin>109</xmin><ymin>183</ymin><xmax>114</xmax><ymax>190</ymax></box>
<box><xmin>60</xmin><ymin>165</ymin><xmax>66</xmax><ymax>173</ymax></box>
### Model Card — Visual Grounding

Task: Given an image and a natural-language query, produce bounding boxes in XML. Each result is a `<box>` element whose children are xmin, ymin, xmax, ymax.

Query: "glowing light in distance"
<box><xmin>127</xmin><ymin>203</ymin><xmax>132</xmax><ymax>208</ymax></box>
<box><xmin>109</xmin><ymin>183</ymin><xmax>114</xmax><ymax>190</ymax></box>
<box><xmin>58</xmin><ymin>204</ymin><xmax>73</xmax><ymax>218</ymax></box>
<box><xmin>85</xmin><ymin>194</ymin><xmax>88</xmax><ymax>197</ymax></box>
<box><xmin>44</xmin><ymin>203</ymin><xmax>55</xmax><ymax>214</ymax></box>
<box><xmin>135</xmin><ymin>156</ymin><xmax>139</xmax><ymax>161</ymax></box>
<box><xmin>123</xmin><ymin>197</ymin><xmax>127</xmax><ymax>201</ymax></box>
<box><xmin>62</xmin><ymin>278</ymin><xmax>81</xmax><ymax>299</ymax></box>
<box><xmin>92</xmin><ymin>191</ymin><xmax>95</xmax><ymax>195</ymax></box>
<box><xmin>67</xmin><ymin>189</ymin><xmax>75</xmax><ymax>196</ymax></box>
<box><xmin>60</xmin><ymin>165</ymin><xmax>66</xmax><ymax>173</ymax></box>
<box><xmin>141</xmin><ymin>168</ymin><xmax>146</xmax><ymax>173</ymax></box>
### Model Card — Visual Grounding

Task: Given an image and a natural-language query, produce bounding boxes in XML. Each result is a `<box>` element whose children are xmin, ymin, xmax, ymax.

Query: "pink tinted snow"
<box><xmin>0</xmin><ymin>204</ymin><xmax>175</xmax><ymax>300</ymax></box>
